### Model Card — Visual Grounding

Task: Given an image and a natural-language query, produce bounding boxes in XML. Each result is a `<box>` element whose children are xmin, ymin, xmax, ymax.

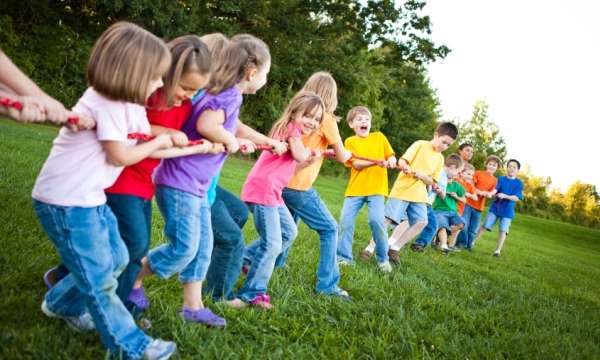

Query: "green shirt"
<box><xmin>432</xmin><ymin>179</ymin><xmax>465</xmax><ymax>213</ymax></box>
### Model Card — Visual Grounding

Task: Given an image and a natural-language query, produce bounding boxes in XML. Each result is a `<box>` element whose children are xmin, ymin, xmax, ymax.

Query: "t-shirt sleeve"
<box><xmin>495</xmin><ymin>177</ymin><xmax>504</xmax><ymax>191</ymax></box>
<box><xmin>321</xmin><ymin>113</ymin><xmax>342</xmax><ymax>146</ymax></box>
<box><xmin>286</xmin><ymin>122</ymin><xmax>303</xmax><ymax>140</ymax></box>
<box><xmin>381</xmin><ymin>133</ymin><xmax>395</xmax><ymax>158</ymax></box>
<box><xmin>432</xmin><ymin>157</ymin><xmax>443</xmax><ymax>182</ymax></box>
<box><xmin>456</xmin><ymin>183</ymin><xmax>466</xmax><ymax>197</ymax></box>
<box><xmin>401</xmin><ymin>141</ymin><xmax>422</xmax><ymax>164</ymax></box>
<box><xmin>344</xmin><ymin>138</ymin><xmax>355</xmax><ymax>168</ymax></box>
<box><xmin>94</xmin><ymin>104</ymin><xmax>128</xmax><ymax>141</ymax></box>
<box><xmin>516</xmin><ymin>180</ymin><xmax>524</xmax><ymax>200</ymax></box>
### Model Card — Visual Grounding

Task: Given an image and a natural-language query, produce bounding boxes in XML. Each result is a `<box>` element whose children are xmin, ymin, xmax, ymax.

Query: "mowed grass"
<box><xmin>0</xmin><ymin>118</ymin><xmax>599</xmax><ymax>359</ymax></box>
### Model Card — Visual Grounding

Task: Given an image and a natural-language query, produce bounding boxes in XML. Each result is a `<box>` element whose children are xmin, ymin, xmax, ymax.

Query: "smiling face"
<box><xmin>486</xmin><ymin>160</ymin><xmax>499</xmax><ymax>174</ymax></box>
<box><xmin>459</xmin><ymin>145</ymin><xmax>473</xmax><ymax>162</ymax></box>
<box><xmin>350</xmin><ymin>113</ymin><xmax>371</xmax><ymax>138</ymax></box>
<box><xmin>446</xmin><ymin>164</ymin><xmax>461</xmax><ymax>179</ymax></box>
<box><xmin>172</xmin><ymin>71</ymin><xmax>209</xmax><ymax>106</ymax></box>
<box><xmin>293</xmin><ymin>105</ymin><xmax>323</xmax><ymax>135</ymax></box>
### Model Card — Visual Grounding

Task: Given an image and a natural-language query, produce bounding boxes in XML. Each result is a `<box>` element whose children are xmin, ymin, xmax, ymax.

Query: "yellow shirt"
<box><xmin>287</xmin><ymin>112</ymin><xmax>342</xmax><ymax>190</ymax></box>
<box><xmin>389</xmin><ymin>140</ymin><xmax>444</xmax><ymax>203</ymax></box>
<box><xmin>344</xmin><ymin>132</ymin><xmax>395</xmax><ymax>197</ymax></box>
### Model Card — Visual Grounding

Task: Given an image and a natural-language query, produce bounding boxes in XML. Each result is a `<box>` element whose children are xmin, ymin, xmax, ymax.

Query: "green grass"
<box><xmin>1</xmin><ymin>118</ymin><xmax>599</xmax><ymax>359</ymax></box>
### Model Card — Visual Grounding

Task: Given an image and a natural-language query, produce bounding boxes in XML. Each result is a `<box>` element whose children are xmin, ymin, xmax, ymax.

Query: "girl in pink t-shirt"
<box><xmin>230</xmin><ymin>91</ymin><xmax>325</xmax><ymax>309</ymax></box>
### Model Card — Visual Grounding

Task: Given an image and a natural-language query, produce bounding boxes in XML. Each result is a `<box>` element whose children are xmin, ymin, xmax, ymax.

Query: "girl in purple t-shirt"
<box><xmin>229</xmin><ymin>91</ymin><xmax>325</xmax><ymax>310</ymax></box>
<box><xmin>134</xmin><ymin>34</ymin><xmax>273</xmax><ymax>327</ymax></box>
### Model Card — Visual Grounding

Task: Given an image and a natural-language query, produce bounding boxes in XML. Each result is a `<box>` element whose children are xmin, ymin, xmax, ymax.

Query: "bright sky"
<box><xmin>423</xmin><ymin>0</ymin><xmax>600</xmax><ymax>191</ymax></box>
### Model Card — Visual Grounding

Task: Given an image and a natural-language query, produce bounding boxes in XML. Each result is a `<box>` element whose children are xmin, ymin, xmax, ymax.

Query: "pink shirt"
<box><xmin>32</xmin><ymin>87</ymin><xmax>150</xmax><ymax>207</ymax></box>
<box><xmin>241</xmin><ymin>123</ymin><xmax>302</xmax><ymax>206</ymax></box>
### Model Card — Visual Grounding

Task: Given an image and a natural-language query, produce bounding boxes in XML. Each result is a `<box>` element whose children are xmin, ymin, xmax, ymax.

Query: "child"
<box><xmin>455</xmin><ymin>163</ymin><xmax>478</xmax><ymax>248</ymax></box>
<box><xmin>462</xmin><ymin>155</ymin><xmax>501</xmax><ymax>249</ymax></box>
<box><xmin>477</xmin><ymin>159</ymin><xmax>523</xmax><ymax>256</ymax></box>
<box><xmin>409</xmin><ymin>170</ymin><xmax>448</xmax><ymax>252</ymax></box>
<box><xmin>458</xmin><ymin>142</ymin><xmax>473</xmax><ymax>164</ymax></box>
<box><xmin>362</xmin><ymin>122</ymin><xmax>458</xmax><ymax>264</ymax></box>
<box><xmin>432</xmin><ymin>154</ymin><xmax>466</xmax><ymax>253</ymax></box>
<box><xmin>231</xmin><ymin>91</ymin><xmax>325</xmax><ymax>309</ymax></box>
<box><xmin>134</xmin><ymin>34</ymin><xmax>271</xmax><ymax>326</ymax></box>
<box><xmin>43</xmin><ymin>36</ymin><xmax>219</xmax><ymax>315</ymax></box>
<box><xmin>279</xmin><ymin>72</ymin><xmax>353</xmax><ymax>299</ymax></box>
<box><xmin>32</xmin><ymin>22</ymin><xmax>176</xmax><ymax>359</ymax></box>
<box><xmin>336</xmin><ymin>106</ymin><xmax>396</xmax><ymax>272</ymax></box>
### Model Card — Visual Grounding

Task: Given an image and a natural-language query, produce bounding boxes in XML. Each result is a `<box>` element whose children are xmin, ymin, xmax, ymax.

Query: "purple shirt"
<box><xmin>154</xmin><ymin>87</ymin><xmax>242</xmax><ymax>197</ymax></box>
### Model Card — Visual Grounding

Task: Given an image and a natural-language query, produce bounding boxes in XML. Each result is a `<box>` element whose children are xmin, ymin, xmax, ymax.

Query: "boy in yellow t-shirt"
<box><xmin>336</xmin><ymin>107</ymin><xmax>397</xmax><ymax>272</ymax></box>
<box><xmin>362</xmin><ymin>122</ymin><xmax>458</xmax><ymax>264</ymax></box>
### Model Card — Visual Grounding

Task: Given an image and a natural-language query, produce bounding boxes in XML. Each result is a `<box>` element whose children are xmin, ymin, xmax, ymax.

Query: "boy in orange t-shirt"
<box><xmin>460</xmin><ymin>155</ymin><xmax>501</xmax><ymax>250</ymax></box>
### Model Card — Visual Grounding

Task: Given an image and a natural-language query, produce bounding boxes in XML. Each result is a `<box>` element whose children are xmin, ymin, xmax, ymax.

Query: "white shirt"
<box><xmin>32</xmin><ymin>87</ymin><xmax>150</xmax><ymax>207</ymax></box>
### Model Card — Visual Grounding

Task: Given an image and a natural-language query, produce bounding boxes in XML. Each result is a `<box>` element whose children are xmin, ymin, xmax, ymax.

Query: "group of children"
<box><xmin>0</xmin><ymin>21</ymin><xmax>523</xmax><ymax>360</ymax></box>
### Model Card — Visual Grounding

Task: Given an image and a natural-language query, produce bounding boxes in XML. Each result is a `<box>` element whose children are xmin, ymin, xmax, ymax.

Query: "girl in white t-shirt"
<box><xmin>32</xmin><ymin>22</ymin><xmax>177</xmax><ymax>360</ymax></box>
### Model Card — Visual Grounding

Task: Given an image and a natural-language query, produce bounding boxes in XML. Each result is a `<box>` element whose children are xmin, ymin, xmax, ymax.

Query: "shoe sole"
<box><xmin>41</xmin><ymin>301</ymin><xmax>88</xmax><ymax>333</ymax></box>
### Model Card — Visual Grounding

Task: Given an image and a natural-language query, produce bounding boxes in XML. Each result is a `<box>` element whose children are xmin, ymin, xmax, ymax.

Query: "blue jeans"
<box><xmin>414</xmin><ymin>205</ymin><xmax>437</xmax><ymax>247</ymax></box>
<box><xmin>106</xmin><ymin>193</ymin><xmax>152</xmax><ymax>310</ymax></box>
<box><xmin>461</xmin><ymin>205</ymin><xmax>482</xmax><ymax>249</ymax></box>
<box><xmin>33</xmin><ymin>200</ymin><xmax>150</xmax><ymax>359</ymax></box>
<box><xmin>238</xmin><ymin>204</ymin><xmax>297</xmax><ymax>302</ymax></box>
<box><xmin>337</xmin><ymin>195</ymin><xmax>388</xmax><ymax>263</ymax></box>
<box><xmin>205</xmin><ymin>186</ymin><xmax>248</xmax><ymax>300</ymax></box>
<box><xmin>149</xmin><ymin>186</ymin><xmax>213</xmax><ymax>283</ymax></box>
<box><xmin>281</xmin><ymin>187</ymin><xmax>341</xmax><ymax>294</ymax></box>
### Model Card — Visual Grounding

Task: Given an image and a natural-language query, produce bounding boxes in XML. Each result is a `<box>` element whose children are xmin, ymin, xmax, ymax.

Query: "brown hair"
<box><xmin>269</xmin><ymin>91</ymin><xmax>324</xmax><ymax>140</ymax></box>
<box><xmin>200</xmin><ymin>33</ymin><xmax>230</xmax><ymax>61</ymax></box>
<box><xmin>87</xmin><ymin>22</ymin><xmax>171</xmax><ymax>105</ymax></box>
<box><xmin>485</xmin><ymin>155</ymin><xmax>502</xmax><ymax>167</ymax></box>
<box><xmin>346</xmin><ymin>106</ymin><xmax>372</xmax><ymax>125</ymax></box>
<box><xmin>445</xmin><ymin>153</ymin><xmax>463</xmax><ymax>168</ymax></box>
<box><xmin>435</xmin><ymin>122</ymin><xmax>459</xmax><ymax>139</ymax></box>
<box><xmin>205</xmin><ymin>34</ymin><xmax>270</xmax><ymax>95</ymax></box>
<box><xmin>160</xmin><ymin>35</ymin><xmax>211</xmax><ymax>107</ymax></box>
<box><xmin>301</xmin><ymin>71</ymin><xmax>338</xmax><ymax>115</ymax></box>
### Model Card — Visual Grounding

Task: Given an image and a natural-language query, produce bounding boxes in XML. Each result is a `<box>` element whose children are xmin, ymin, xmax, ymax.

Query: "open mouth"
<box><xmin>360</xmin><ymin>126</ymin><xmax>368</xmax><ymax>131</ymax></box>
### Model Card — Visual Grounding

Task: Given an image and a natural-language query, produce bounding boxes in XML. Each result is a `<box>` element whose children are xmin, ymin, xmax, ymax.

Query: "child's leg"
<box><xmin>279</xmin><ymin>206</ymin><xmax>299</xmax><ymax>266</ymax></box>
<box><xmin>387</xmin><ymin>221</ymin><xmax>410</xmax><ymax>251</ymax></box>
<box><xmin>467</xmin><ymin>207</ymin><xmax>483</xmax><ymax>248</ymax></box>
<box><xmin>237</xmin><ymin>205</ymin><xmax>283</xmax><ymax>302</ymax></box>
<box><xmin>476</xmin><ymin>212</ymin><xmax>498</xmax><ymax>245</ymax></box>
<box><xmin>205</xmin><ymin>187</ymin><xmax>248</xmax><ymax>301</ymax></box>
<box><xmin>337</xmin><ymin>196</ymin><xmax>366</xmax><ymax>263</ymax></box>
<box><xmin>448</xmin><ymin>225</ymin><xmax>463</xmax><ymax>247</ymax></box>
<box><xmin>413</xmin><ymin>206</ymin><xmax>437</xmax><ymax>248</ymax></box>
<box><xmin>456</xmin><ymin>206</ymin><xmax>470</xmax><ymax>247</ymax></box>
<box><xmin>366</xmin><ymin>196</ymin><xmax>389</xmax><ymax>263</ymax></box>
<box><xmin>389</xmin><ymin>203</ymin><xmax>428</xmax><ymax>251</ymax></box>
<box><xmin>438</xmin><ymin>228</ymin><xmax>449</xmax><ymax>250</ymax></box>
<box><xmin>494</xmin><ymin>217</ymin><xmax>512</xmax><ymax>255</ymax></box>
<box><xmin>34</xmin><ymin>201</ymin><xmax>151</xmax><ymax>357</ymax></box>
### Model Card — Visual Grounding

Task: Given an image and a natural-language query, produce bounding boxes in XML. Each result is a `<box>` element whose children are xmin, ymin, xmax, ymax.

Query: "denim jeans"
<box><xmin>414</xmin><ymin>205</ymin><xmax>438</xmax><ymax>247</ymax></box>
<box><xmin>205</xmin><ymin>186</ymin><xmax>248</xmax><ymax>301</ymax></box>
<box><xmin>337</xmin><ymin>195</ymin><xmax>388</xmax><ymax>263</ymax></box>
<box><xmin>238</xmin><ymin>204</ymin><xmax>297</xmax><ymax>302</ymax></box>
<box><xmin>149</xmin><ymin>186</ymin><xmax>213</xmax><ymax>283</ymax></box>
<box><xmin>106</xmin><ymin>193</ymin><xmax>152</xmax><ymax>310</ymax></box>
<box><xmin>461</xmin><ymin>205</ymin><xmax>482</xmax><ymax>249</ymax></box>
<box><xmin>281</xmin><ymin>187</ymin><xmax>341</xmax><ymax>294</ymax></box>
<box><xmin>33</xmin><ymin>200</ymin><xmax>150</xmax><ymax>359</ymax></box>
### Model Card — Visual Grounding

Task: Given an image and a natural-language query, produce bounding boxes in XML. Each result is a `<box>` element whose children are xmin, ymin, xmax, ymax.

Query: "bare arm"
<box><xmin>289</xmin><ymin>136</ymin><xmax>310</xmax><ymax>163</ymax></box>
<box><xmin>235</xmin><ymin>120</ymin><xmax>287</xmax><ymax>154</ymax></box>
<box><xmin>330</xmin><ymin>139</ymin><xmax>352</xmax><ymax>163</ymax></box>
<box><xmin>149</xmin><ymin>141</ymin><xmax>219</xmax><ymax>159</ymax></box>
<box><xmin>102</xmin><ymin>134</ymin><xmax>172</xmax><ymax>166</ymax></box>
<box><xmin>196</xmin><ymin>109</ymin><xmax>238</xmax><ymax>153</ymax></box>
<box><xmin>351</xmin><ymin>159</ymin><xmax>378</xmax><ymax>170</ymax></box>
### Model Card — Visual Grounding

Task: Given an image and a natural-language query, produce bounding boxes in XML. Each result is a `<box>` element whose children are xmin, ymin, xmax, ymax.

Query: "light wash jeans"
<box><xmin>414</xmin><ymin>205</ymin><xmax>438</xmax><ymax>247</ymax></box>
<box><xmin>280</xmin><ymin>187</ymin><xmax>342</xmax><ymax>294</ymax></box>
<box><xmin>461</xmin><ymin>204</ymin><xmax>482</xmax><ymax>249</ymax></box>
<box><xmin>337</xmin><ymin>195</ymin><xmax>388</xmax><ymax>263</ymax></box>
<box><xmin>149</xmin><ymin>186</ymin><xmax>213</xmax><ymax>283</ymax></box>
<box><xmin>33</xmin><ymin>200</ymin><xmax>150</xmax><ymax>359</ymax></box>
<box><xmin>238</xmin><ymin>204</ymin><xmax>297</xmax><ymax>302</ymax></box>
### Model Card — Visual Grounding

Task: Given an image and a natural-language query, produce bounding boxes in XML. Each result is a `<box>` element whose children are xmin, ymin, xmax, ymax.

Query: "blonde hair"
<box><xmin>485</xmin><ymin>155</ymin><xmax>502</xmax><ymax>167</ymax></box>
<box><xmin>200</xmin><ymin>33</ymin><xmax>230</xmax><ymax>61</ymax></box>
<box><xmin>445</xmin><ymin>154</ymin><xmax>463</xmax><ymax>168</ymax></box>
<box><xmin>346</xmin><ymin>106</ymin><xmax>372</xmax><ymax>125</ymax></box>
<box><xmin>301</xmin><ymin>71</ymin><xmax>338</xmax><ymax>115</ymax></box>
<box><xmin>206</xmin><ymin>34</ymin><xmax>270</xmax><ymax>95</ymax></box>
<box><xmin>269</xmin><ymin>91</ymin><xmax>325</xmax><ymax>140</ymax></box>
<box><xmin>160</xmin><ymin>35</ymin><xmax>211</xmax><ymax>107</ymax></box>
<box><xmin>87</xmin><ymin>22</ymin><xmax>171</xmax><ymax>105</ymax></box>
<box><xmin>462</xmin><ymin>163</ymin><xmax>475</xmax><ymax>172</ymax></box>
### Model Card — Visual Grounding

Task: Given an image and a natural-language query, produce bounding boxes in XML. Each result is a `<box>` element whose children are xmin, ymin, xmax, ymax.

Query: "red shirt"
<box><xmin>105</xmin><ymin>91</ymin><xmax>193</xmax><ymax>200</ymax></box>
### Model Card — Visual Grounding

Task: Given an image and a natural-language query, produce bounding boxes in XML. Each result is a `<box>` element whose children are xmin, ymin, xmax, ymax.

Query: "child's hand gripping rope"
<box><xmin>127</xmin><ymin>132</ymin><xmax>225</xmax><ymax>154</ymax></box>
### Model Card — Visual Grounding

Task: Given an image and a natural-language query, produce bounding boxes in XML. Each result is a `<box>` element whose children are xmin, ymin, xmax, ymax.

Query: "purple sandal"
<box><xmin>181</xmin><ymin>307</ymin><xmax>226</xmax><ymax>327</ymax></box>
<box><xmin>127</xmin><ymin>287</ymin><xmax>150</xmax><ymax>311</ymax></box>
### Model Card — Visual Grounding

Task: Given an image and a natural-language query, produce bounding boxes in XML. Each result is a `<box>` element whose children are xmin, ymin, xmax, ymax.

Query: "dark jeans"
<box><xmin>53</xmin><ymin>193</ymin><xmax>152</xmax><ymax>313</ymax></box>
<box><xmin>414</xmin><ymin>205</ymin><xmax>438</xmax><ymax>247</ymax></box>
<box><xmin>204</xmin><ymin>186</ymin><xmax>248</xmax><ymax>301</ymax></box>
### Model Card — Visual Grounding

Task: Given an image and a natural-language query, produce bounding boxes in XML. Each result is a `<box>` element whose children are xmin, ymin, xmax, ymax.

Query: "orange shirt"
<box><xmin>287</xmin><ymin>112</ymin><xmax>342</xmax><ymax>190</ymax></box>
<box><xmin>456</xmin><ymin>177</ymin><xmax>476</xmax><ymax>215</ymax></box>
<box><xmin>467</xmin><ymin>170</ymin><xmax>497</xmax><ymax>211</ymax></box>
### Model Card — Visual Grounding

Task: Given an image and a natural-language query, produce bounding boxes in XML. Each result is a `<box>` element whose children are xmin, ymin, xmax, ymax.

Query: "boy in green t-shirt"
<box><xmin>432</xmin><ymin>154</ymin><xmax>466</xmax><ymax>254</ymax></box>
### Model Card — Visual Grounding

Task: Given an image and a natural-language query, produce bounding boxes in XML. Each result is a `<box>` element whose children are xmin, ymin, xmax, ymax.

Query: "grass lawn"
<box><xmin>1</xmin><ymin>118</ymin><xmax>599</xmax><ymax>359</ymax></box>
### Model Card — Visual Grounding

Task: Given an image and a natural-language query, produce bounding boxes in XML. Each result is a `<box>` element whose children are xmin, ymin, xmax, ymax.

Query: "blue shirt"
<box><xmin>428</xmin><ymin>170</ymin><xmax>448</xmax><ymax>204</ymax></box>
<box><xmin>207</xmin><ymin>173</ymin><xmax>220</xmax><ymax>206</ymax></box>
<box><xmin>489</xmin><ymin>176</ymin><xmax>523</xmax><ymax>219</ymax></box>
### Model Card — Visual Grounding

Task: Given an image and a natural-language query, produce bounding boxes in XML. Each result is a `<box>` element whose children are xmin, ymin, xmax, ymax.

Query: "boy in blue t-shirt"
<box><xmin>478</xmin><ymin>159</ymin><xmax>523</xmax><ymax>257</ymax></box>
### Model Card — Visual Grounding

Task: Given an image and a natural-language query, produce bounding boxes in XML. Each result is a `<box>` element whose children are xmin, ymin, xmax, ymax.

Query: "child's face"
<box><xmin>506</xmin><ymin>161</ymin><xmax>519</xmax><ymax>177</ymax></box>
<box><xmin>294</xmin><ymin>107</ymin><xmax>323</xmax><ymax>135</ymax></box>
<box><xmin>460</xmin><ymin>146</ymin><xmax>473</xmax><ymax>162</ymax></box>
<box><xmin>244</xmin><ymin>60</ymin><xmax>271</xmax><ymax>94</ymax></box>
<box><xmin>173</xmin><ymin>71</ymin><xmax>209</xmax><ymax>106</ymax></box>
<box><xmin>349</xmin><ymin>114</ymin><xmax>371</xmax><ymax>138</ymax></box>
<box><xmin>462</xmin><ymin>168</ymin><xmax>474</xmax><ymax>182</ymax></box>
<box><xmin>446</xmin><ymin>164</ymin><xmax>460</xmax><ymax>179</ymax></box>
<box><xmin>432</xmin><ymin>134</ymin><xmax>455</xmax><ymax>152</ymax></box>
<box><xmin>485</xmin><ymin>161</ymin><xmax>499</xmax><ymax>174</ymax></box>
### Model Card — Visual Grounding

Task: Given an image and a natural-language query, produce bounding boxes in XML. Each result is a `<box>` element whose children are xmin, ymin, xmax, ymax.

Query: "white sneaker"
<box><xmin>144</xmin><ymin>339</ymin><xmax>177</xmax><ymax>360</ymax></box>
<box><xmin>378</xmin><ymin>261</ymin><xmax>392</xmax><ymax>273</ymax></box>
<box><xmin>337</xmin><ymin>259</ymin><xmax>353</xmax><ymax>266</ymax></box>
<box><xmin>41</xmin><ymin>300</ymin><xmax>95</xmax><ymax>332</ymax></box>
